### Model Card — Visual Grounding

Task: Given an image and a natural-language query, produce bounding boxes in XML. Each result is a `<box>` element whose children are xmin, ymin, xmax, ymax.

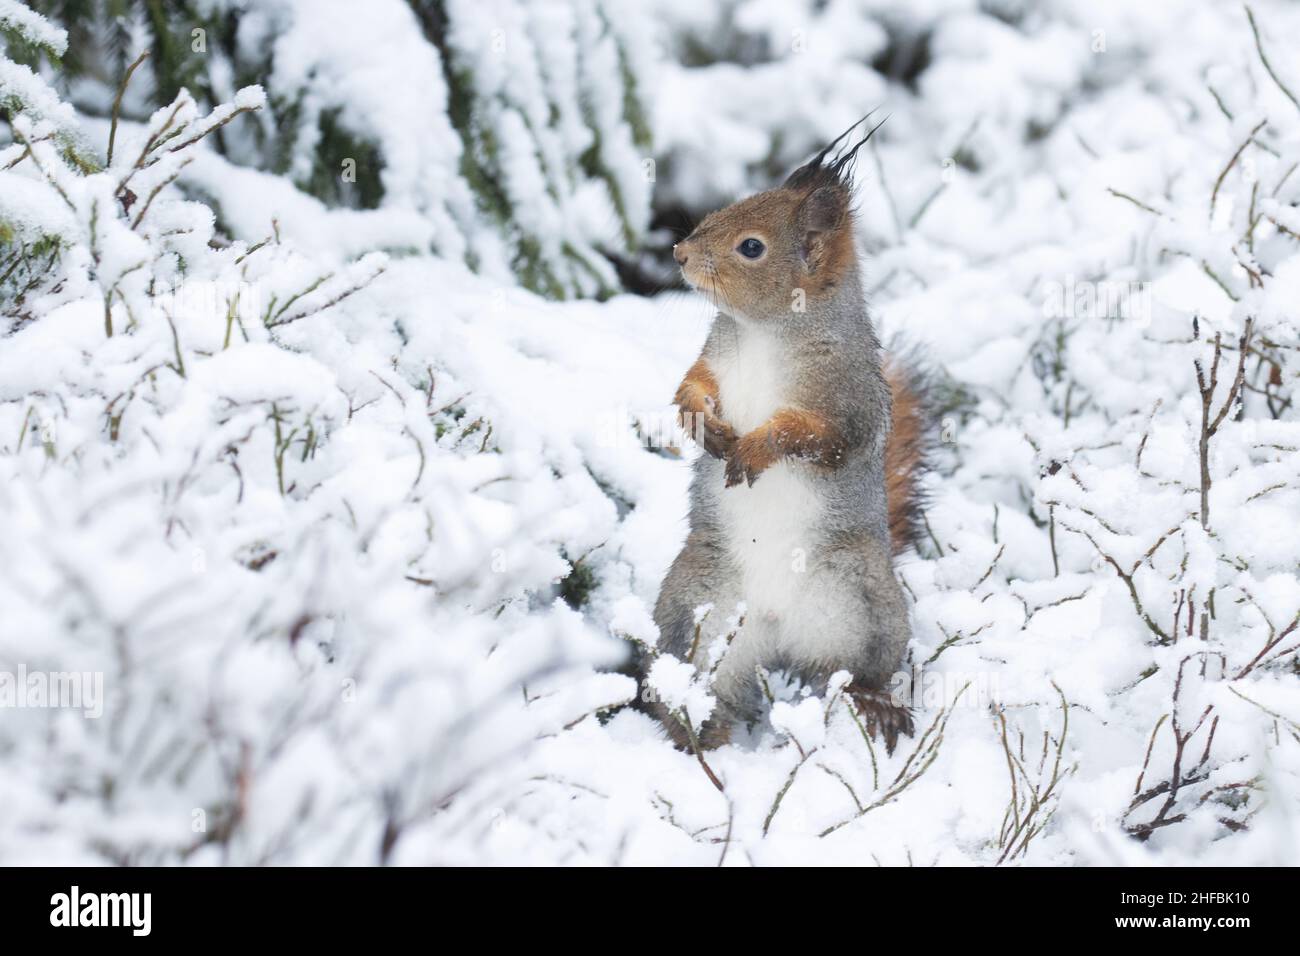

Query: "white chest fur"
<box><xmin>712</xmin><ymin>327</ymin><xmax>782</xmax><ymax>434</ymax></box>
<box><xmin>712</xmin><ymin>326</ymin><xmax>824</xmax><ymax>623</ymax></box>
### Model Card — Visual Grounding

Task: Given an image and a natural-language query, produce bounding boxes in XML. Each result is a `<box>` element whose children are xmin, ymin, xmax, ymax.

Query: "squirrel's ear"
<box><xmin>796</xmin><ymin>185</ymin><xmax>846</xmax><ymax>272</ymax></box>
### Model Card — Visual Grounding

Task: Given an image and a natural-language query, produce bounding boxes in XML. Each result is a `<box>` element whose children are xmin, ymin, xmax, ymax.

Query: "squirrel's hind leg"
<box><xmin>647</xmin><ymin>528</ymin><xmax>749</xmax><ymax>750</ymax></box>
<box><xmin>650</xmin><ymin>529</ymin><xmax>737</xmax><ymax>660</ymax></box>
<box><xmin>824</xmin><ymin>533</ymin><xmax>915</xmax><ymax>753</ymax></box>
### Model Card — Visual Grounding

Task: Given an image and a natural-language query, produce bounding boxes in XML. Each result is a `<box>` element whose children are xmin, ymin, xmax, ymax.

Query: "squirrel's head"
<box><xmin>674</xmin><ymin>114</ymin><xmax>883</xmax><ymax>324</ymax></box>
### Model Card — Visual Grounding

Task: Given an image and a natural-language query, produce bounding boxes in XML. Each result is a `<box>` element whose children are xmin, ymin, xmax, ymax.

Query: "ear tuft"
<box><xmin>783</xmin><ymin>110</ymin><xmax>888</xmax><ymax>194</ymax></box>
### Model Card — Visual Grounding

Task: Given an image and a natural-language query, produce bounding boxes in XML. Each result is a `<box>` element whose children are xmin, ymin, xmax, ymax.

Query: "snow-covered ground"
<box><xmin>2</xmin><ymin>0</ymin><xmax>1299</xmax><ymax>865</ymax></box>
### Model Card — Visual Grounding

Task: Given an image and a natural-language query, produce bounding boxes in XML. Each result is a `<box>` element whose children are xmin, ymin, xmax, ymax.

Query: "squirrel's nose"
<box><xmin>673</xmin><ymin>243</ymin><xmax>689</xmax><ymax>266</ymax></box>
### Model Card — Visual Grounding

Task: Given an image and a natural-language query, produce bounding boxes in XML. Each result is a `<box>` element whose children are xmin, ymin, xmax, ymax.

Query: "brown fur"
<box><xmin>673</xmin><ymin>182</ymin><xmax>856</xmax><ymax>323</ymax></box>
<box><xmin>846</xmin><ymin>680</ymin><xmax>914</xmax><ymax>755</ymax></box>
<box><xmin>674</xmin><ymin>357</ymin><xmax>737</xmax><ymax>459</ymax></box>
<box><xmin>724</xmin><ymin>407</ymin><xmax>845</xmax><ymax>487</ymax></box>
<box><xmin>676</xmin><ymin>356</ymin><xmax>928</xmax><ymax>553</ymax></box>
<box><xmin>673</xmin><ymin>356</ymin><xmax>718</xmax><ymax>414</ymax></box>
<box><xmin>882</xmin><ymin>357</ymin><xmax>928</xmax><ymax>555</ymax></box>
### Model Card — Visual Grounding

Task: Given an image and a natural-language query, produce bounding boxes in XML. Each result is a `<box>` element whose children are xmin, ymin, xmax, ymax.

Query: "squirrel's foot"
<box><xmin>656</xmin><ymin>706</ymin><xmax>734</xmax><ymax>752</ymax></box>
<box><xmin>847</xmin><ymin>684</ymin><xmax>913</xmax><ymax>755</ymax></box>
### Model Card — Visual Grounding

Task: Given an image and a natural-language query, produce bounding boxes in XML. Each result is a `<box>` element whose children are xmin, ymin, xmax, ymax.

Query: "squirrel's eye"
<box><xmin>737</xmin><ymin>238</ymin><xmax>765</xmax><ymax>259</ymax></box>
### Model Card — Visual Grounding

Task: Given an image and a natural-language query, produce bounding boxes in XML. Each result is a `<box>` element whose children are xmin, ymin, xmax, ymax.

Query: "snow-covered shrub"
<box><xmin>0</xmin><ymin>2</ymin><xmax>633</xmax><ymax>864</ymax></box>
<box><xmin>579</xmin><ymin>0</ymin><xmax>1300</xmax><ymax>865</ymax></box>
<box><xmin>866</xmin><ymin>0</ymin><xmax>1300</xmax><ymax>861</ymax></box>
<box><xmin>648</xmin><ymin>0</ymin><xmax>1083</xmax><ymax>213</ymax></box>
<box><xmin>1030</xmin><ymin>4</ymin><xmax>1300</xmax><ymax>843</ymax></box>
<box><xmin>4</xmin><ymin>0</ymin><xmax>1300</xmax><ymax>867</ymax></box>
<box><xmin>0</xmin><ymin>0</ymin><xmax>94</xmax><ymax>171</ymax></box>
<box><xmin>18</xmin><ymin>0</ymin><xmax>656</xmax><ymax>298</ymax></box>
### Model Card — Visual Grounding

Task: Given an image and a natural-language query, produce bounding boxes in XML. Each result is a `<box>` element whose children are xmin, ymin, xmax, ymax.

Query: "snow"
<box><xmin>252</xmin><ymin>0</ymin><xmax>476</xmax><ymax>264</ymax></box>
<box><xmin>0</xmin><ymin>168</ymin><xmax>76</xmax><ymax>240</ymax></box>
<box><xmin>0</xmin><ymin>0</ymin><xmax>67</xmax><ymax>57</ymax></box>
<box><xmin>0</xmin><ymin>58</ymin><xmax>80</xmax><ymax>140</ymax></box>
<box><xmin>2</xmin><ymin>0</ymin><xmax>1299</xmax><ymax>866</ymax></box>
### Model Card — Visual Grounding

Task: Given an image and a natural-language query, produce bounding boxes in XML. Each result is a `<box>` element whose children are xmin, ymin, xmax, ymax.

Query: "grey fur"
<box><xmin>651</xmin><ymin>263</ymin><xmax>911</xmax><ymax>746</ymax></box>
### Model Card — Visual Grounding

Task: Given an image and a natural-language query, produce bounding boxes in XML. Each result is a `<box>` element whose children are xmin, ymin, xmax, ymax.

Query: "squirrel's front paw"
<box><xmin>723</xmin><ymin>454</ymin><xmax>753</xmax><ymax>488</ymax></box>
<box><xmin>724</xmin><ymin>428</ymin><xmax>776</xmax><ymax>487</ymax></box>
<box><xmin>678</xmin><ymin>406</ymin><xmax>736</xmax><ymax>460</ymax></box>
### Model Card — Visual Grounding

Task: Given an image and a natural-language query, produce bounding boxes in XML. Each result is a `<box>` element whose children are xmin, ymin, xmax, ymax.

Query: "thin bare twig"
<box><xmin>107</xmin><ymin>51</ymin><xmax>150</xmax><ymax>166</ymax></box>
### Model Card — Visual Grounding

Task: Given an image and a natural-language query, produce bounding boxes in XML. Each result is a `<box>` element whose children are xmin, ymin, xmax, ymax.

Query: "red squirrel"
<box><xmin>647</xmin><ymin>117</ymin><xmax>931</xmax><ymax>753</ymax></box>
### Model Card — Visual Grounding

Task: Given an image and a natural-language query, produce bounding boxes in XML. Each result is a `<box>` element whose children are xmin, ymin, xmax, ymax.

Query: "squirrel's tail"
<box><xmin>882</xmin><ymin>349</ymin><xmax>935</xmax><ymax>556</ymax></box>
